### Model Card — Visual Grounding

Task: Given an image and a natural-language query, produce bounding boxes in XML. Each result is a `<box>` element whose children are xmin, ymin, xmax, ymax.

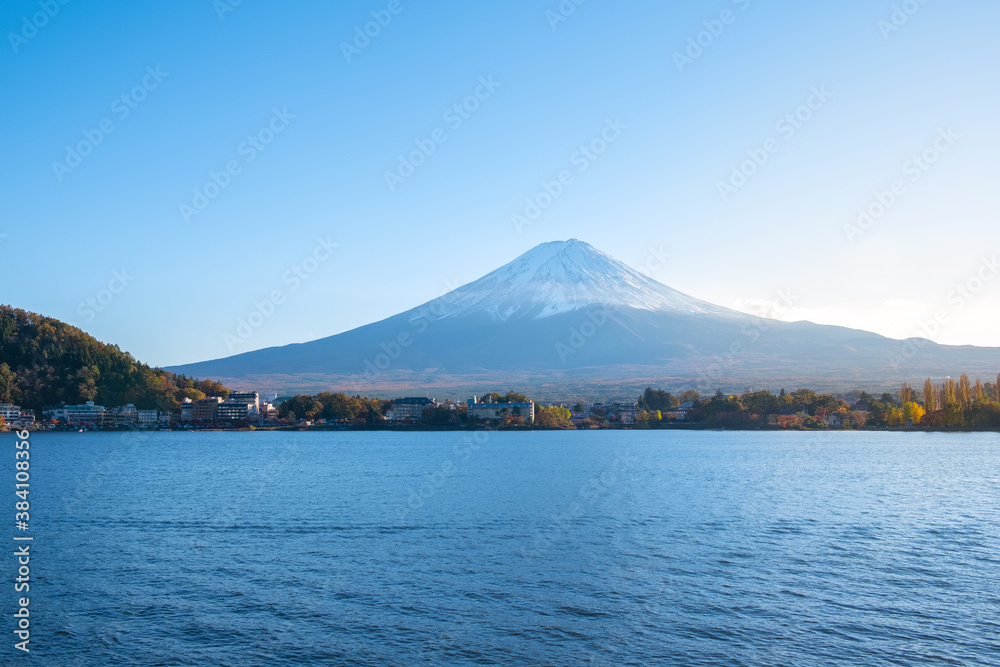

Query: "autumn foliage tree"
<box><xmin>923</xmin><ymin>378</ymin><xmax>936</xmax><ymax>412</ymax></box>
<box><xmin>0</xmin><ymin>305</ymin><xmax>229</xmax><ymax>411</ymax></box>
<box><xmin>918</xmin><ymin>374</ymin><xmax>1000</xmax><ymax>427</ymax></box>
<box><xmin>535</xmin><ymin>405</ymin><xmax>573</xmax><ymax>428</ymax></box>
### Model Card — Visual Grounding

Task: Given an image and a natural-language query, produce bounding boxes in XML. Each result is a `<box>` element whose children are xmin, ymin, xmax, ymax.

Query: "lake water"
<box><xmin>9</xmin><ymin>430</ymin><xmax>1000</xmax><ymax>665</ymax></box>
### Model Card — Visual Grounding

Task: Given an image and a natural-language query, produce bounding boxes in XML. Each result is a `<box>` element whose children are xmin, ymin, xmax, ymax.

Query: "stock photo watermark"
<box><xmin>213</xmin><ymin>0</ymin><xmax>245</xmax><ymax>21</ymax></box>
<box><xmin>12</xmin><ymin>429</ymin><xmax>33</xmax><ymax>653</ymax></box>
<box><xmin>224</xmin><ymin>236</ymin><xmax>338</xmax><ymax>351</ymax></box>
<box><xmin>395</xmin><ymin>431</ymin><xmax>490</xmax><ymax>522</ymax></box>
<box><xmin>636</xmin><ymin>245</ymin><xmax>671</xmax><ymax>278</ymax></box>
<box><xmin>63</xmin><ymin>433</ymin><xmax>150</xmax><ymax>515</ymax></box>
<box><xmin>843</xmin><ymin>126</ymin><xmax>957</xmax><ymax>243</ymax></box>
<box><xmin>716</xmin><ymin>85</ymin><xmax>833</xmax><ymax>202</ymax></box>
<box><xmin>51</xmin><ymin>65</ymin><xmax>169</xmax><ymax>183</ymax></box>
<box><xmin>340</xmin><ymin>0</ymin><xmax>405</xmax><ymax>63</ymax></box>
<box><xmin>511</xmin><ymin>117</ymin><xmax>627</xmax><ymax>232</ymax></box>
<box><xmin>384</xmin><ymin>76</ymin><xmax>501</xmax><ymax>192</ymax></box>
<box><xmin>545</xmin><ymin>0</ymin><xmax>587</xmax><ymax>31</ymax></box>
<box><xmin>7</xmin><ymin>0</ymin><xmax>71</xmax><ymax>53</ymax></box>
<box><xmin>888</xmin><ymin>255</ymin><xmax>998</xmax><ymax>367</ymax></box>
<box><xmin>353</xmin><ymin>278</ymin><xmax>461</xmax><ymax>385</ymax></box>
<box><xmin>672</xmin><ymin>0</ymin><xmax>752</xmax><ymax>73</ymax></box>
<box><xmin>214</xmin><ymin>441</ymin><xmax>301</xmax><ymax>525</ymax></box>
<box><xmin>522</xmin><ymin>450</ymin><xmax>640</xmax><ymax>558</ymax></box>
<box><xmin>878</xmin><ymin>0</ymin><xmax>931</xmax><ymax>39</ymax></box>
<box><xmin>555</xmin><ymin>305</ymin><xmax>617</xmax><ymax>363</ymax></box>
<box><xmin>699</xmin><ymin>287</ymin><xmax>799</xmax><ymax>385</ymax></box>
<box><xmin>76</xmin><ymin>269</ymin><xmax>135</xmax><ymax>323</ymax></box>
<box><xmin>179</xmin><ymin>107</ymin><xmax>295</xmax><ymax>223</ymax></box>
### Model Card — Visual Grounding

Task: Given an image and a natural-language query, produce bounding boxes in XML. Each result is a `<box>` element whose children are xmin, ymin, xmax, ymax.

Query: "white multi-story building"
<box><xmin>228</xmin><ymin>392</ymin><xmax>260</xmax><ymax>412</ymax></box>
<box><xmin>44</xmin><ymin>401</ymin><xmax>106</xmax><ymax>425</ymax></box>
<box><xmin>220</xmin><ymin>392</ymin><xmax>260</xmax><ymax>422</ymax></box>
<box><xmin>467</xmin><ymin>397</ymin><xmax>534</xmax><ymax>423</ymax></box>
<box><xmin>137</xmin><ymin>409</ymin><xmax>159</xmax><ymax>424</ymax></box>
<box><xmin>0</xmin><ymin>404</ymin><xmax>21</xmax><ymax>422</ymax></box>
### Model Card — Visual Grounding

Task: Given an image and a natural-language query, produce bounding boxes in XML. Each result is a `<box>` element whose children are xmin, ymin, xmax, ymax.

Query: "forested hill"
<box><xmin>0</xmin><ymin>305</ymin><xmax>229</xmax><ymax>412</ymax></box>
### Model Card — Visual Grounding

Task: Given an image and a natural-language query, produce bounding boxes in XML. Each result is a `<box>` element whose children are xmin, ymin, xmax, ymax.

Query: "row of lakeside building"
<box><xmin>1</xmin><ymin>394</ymin><xmax>694</xmax><ymax>429</ymax></box>
<box><xmin>0</xmin><ymin>392</ymin><xmax>278</xmax><ymax>428</ymax></box>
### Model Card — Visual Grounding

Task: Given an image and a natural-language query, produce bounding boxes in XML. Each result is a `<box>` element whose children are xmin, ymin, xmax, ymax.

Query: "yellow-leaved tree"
<box><xmin>923</xmin><ymin>378</ymin><xmax>936</xmax><ymax>412</ymax></box>
<box><xmin>902</xmin><ymin>401</ymin><xmax>926</xmax><ymax>425</ymax></box>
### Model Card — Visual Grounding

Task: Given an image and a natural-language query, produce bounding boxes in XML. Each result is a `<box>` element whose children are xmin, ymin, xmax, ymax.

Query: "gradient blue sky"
<box><xmin>2</xmin><ymin>0</ymin><xmax>998</xmax><ymax>367</ymax></box>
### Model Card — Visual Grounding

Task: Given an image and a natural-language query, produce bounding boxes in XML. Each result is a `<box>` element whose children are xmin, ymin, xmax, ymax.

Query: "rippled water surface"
<box><xmin>12</xmin><ymin>430</ymin><xmax>1000</xmax><ymax>665</ymax></box>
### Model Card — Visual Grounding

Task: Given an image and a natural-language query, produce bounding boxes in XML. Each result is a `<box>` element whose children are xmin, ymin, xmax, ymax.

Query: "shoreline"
<box><xmin>11</xmin><ymin>424</ymin><xmax>1000</xmax><ymax>434</ymax></box>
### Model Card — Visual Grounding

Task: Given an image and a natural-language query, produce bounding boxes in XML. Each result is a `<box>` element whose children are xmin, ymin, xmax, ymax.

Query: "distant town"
<box><xmin>4</xmin><ymin>374</ymin><xmax>999</xmax><ymax>431</ymax></box>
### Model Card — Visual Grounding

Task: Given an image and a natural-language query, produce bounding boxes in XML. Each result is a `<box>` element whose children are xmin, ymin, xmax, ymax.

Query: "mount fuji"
<box><xmin>167</xmin><ymin>240</ymin><xmax>1000</xmax><ymax>399</ymax></box>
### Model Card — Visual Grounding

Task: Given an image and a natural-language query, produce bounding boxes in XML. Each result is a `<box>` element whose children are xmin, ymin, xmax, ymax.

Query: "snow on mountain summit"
<box><xmin>429</xmin><ymin>239</ymin><xmax>732</xmax><ymax>322</ymax></box>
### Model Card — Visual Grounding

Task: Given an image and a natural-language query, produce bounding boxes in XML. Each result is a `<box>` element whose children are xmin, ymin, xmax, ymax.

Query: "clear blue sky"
<box><xmin>2</xmin><ymin>0</ymin><xmax>997</xmax><ymax>366</ymax></box>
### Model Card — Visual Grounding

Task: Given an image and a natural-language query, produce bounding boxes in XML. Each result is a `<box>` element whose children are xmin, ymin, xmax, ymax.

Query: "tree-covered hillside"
<box><xmin>0</xmin><ymin>305</ymin><xmax>229</xmax><ymax>412</ymax></box>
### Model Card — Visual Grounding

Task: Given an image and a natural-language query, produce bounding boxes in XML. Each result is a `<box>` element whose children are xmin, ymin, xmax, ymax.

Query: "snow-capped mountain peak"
<box><xmin>429</xmin><ymin>239</ymin><xmax>731</xmax><ymax>322</ymax></box>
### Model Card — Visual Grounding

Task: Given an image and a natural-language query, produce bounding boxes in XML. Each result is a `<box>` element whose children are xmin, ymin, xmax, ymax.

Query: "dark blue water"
<box><xmin>8</xmin><ymin>430</ymin><xmax>1000</xmax><ymax>665</ymax></box>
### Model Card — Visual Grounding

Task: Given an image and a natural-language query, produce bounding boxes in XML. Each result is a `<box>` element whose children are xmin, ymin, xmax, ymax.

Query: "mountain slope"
<box><xmin>165</xmin><ymin>240</ymin><xmax>1000</xmax><ymax>398</ymax></box>
<box><xmin>433</xmin><ymin>239</ymin><xmax>731</xmax><ymax>320</ymax></box>
<box><xmin>0</xmin><ymin>305</ymin><xmax>230</xmax><ymax>412</ymax></box>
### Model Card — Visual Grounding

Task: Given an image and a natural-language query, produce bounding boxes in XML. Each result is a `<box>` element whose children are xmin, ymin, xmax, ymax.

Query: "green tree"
<box><xmin>0</xmin><ymin>363</ymin><xmax>19</xmax><ymax>404</ymax></box>
<box><xmin>679</xmin><ymin>390</ymin><xmax>701</xmax><ymax>404</ymax></box>
<box><xmin>278</xmin><ymin>395</ymin><xmax>323</xmax><ymax>420</ymax></box>
<box><xmin>74</xmin><ymin>366</ymin><xmax>100</xmax><ymax>401</ymax></box>
<box><xmin>857</xmin><ymin>392</ymin><xmax>894</xmax><ymax>427</ymax></box>
<box><xmin>316</xmin><ymin>392</ymin><xmax>365</xmax><ymax>421</ymax></box>
<box><xmin>789</xmin><ymin>389</ymin><xmax>817</xmax><ymax>413</ymax></box>
<box><xmin>812</xmin><ymin>394</ymin><xmax>847</xmax><ymax>416</ymax></box>
<box><xmin>741</xmin><ymin>390</ymin><xmax>777</xmax><ymax>416</ymax></box>
<box><xmin>197</xmin><ymin>379</ymin><xmax>230</xmax><ymax>399</ymax></box>
<box><xmin>695</xmin><ymin>391</ymin><xmax>744</xmax><ymax>426</ymax></box>
<box><xmin>423</xmin><ymin>405</ymin><xmax>457</xmax><ymax>425</ymax></box>
<box><xmin>969</xmin><ymin>401</ymin><xmax>1000</xmax><ymax>427</ymax></box>
<box><xmin>638</xmin><ymin>388</ymin><xmax>679</xmax><ymax>412</ymax></box>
